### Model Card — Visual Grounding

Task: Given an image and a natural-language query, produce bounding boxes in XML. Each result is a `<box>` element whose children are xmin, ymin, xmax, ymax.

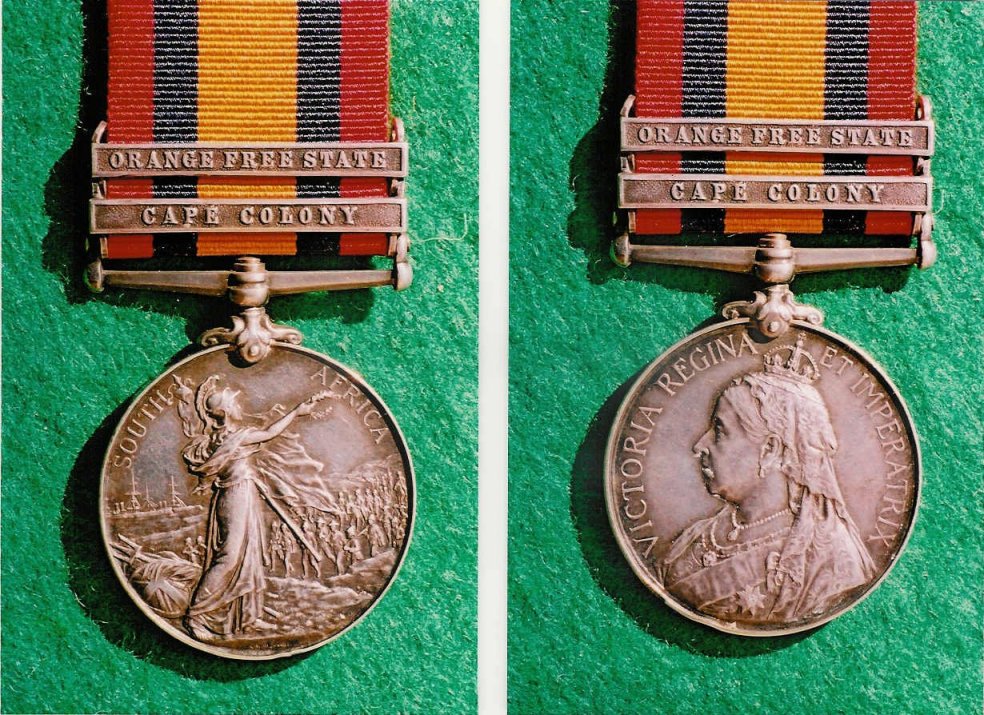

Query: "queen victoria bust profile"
<box><xmin>659</xmin><ymin>335</ymin><xmax>875</xmax><ymax>624</ymax></box>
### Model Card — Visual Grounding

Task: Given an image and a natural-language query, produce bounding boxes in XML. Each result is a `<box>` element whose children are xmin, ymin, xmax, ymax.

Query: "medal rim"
<box><xmin>603</xmin><ymin>317</ymin><xmax>922</xmax><ymax>638</ymax></box>
<box><xmin>99</xmin><ymin>341</ymin><xmax>416</xmax><ymax>661</ymax></box>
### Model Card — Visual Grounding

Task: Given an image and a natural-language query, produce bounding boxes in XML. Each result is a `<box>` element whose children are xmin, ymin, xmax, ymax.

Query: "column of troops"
<box><xmin>267</xmin><ymin>475</ymin><xmax>409</xmax><ymax>581</ymax></box>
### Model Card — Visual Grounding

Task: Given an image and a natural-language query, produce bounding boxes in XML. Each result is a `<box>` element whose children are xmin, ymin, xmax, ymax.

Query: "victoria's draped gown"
<box><xmin>660</xmin><ymin>500</ymin><xmax>874</xmax><ymax>623</ymax></box>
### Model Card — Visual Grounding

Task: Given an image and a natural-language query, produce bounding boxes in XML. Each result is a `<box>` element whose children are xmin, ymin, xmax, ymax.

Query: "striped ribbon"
<box><xmin>634</xmin><ymin>0</ymin><xmax>917</xmax><ymax>236</ymax></box>
<box><xmin>105</xmin><ymin>0</ymin><xmax>391</xmax><ymax>259</ymax></box>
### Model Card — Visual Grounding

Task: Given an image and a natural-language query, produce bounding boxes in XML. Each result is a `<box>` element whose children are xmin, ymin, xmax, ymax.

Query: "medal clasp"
<box><xmin>86</xmin><ymin>118</ymin><xmax>414</xmax><ymax>298</ymax></box>
<box><xmin>615</xmin><ymin>94</ymin><xmax>936</xmax><ymax>272</ymax></box>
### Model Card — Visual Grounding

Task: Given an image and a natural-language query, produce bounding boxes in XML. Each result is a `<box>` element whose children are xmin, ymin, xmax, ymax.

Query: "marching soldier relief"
<box><xmin>91</xmin><ymin>0</ymin><xmax>413</xmax><ymax>658</ymax></box>
<box><xmin>605</xmin><ymin>1</ymin><xmax>930</xmax><ymax>635</ymax></box>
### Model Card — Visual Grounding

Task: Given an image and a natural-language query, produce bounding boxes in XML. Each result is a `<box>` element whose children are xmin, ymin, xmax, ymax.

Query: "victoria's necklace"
<box><xmin>728</xmin><ymin>507</ymin><xmax>792</xmax><ymax>543</ymax></box>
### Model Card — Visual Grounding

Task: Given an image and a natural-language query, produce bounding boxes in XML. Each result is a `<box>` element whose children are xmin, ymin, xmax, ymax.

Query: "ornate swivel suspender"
<box><xmin>93</xmin><ymin>0</ymin><xmax>413</xmax><ymax>659</ymax></box>
<box><xmin>606</xmin><ymin>0</ymin><xmax>931</xmax><ymax>636</ymax></box>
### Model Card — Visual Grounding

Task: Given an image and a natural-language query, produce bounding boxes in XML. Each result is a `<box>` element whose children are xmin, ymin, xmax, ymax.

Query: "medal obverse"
<box><xmin>606</xmin><ymin>322</ymin><xmax>918</xmax><ymax>636</ymax></box>
<box><xmin>101</xmin><ymin>345</ymin><xmax>413</xmax><ymax>660</ymax></box>
<box><xmin>608</xmin><ymin>1</ymin><xmax>933</xmax><ymax>635</ymax></box>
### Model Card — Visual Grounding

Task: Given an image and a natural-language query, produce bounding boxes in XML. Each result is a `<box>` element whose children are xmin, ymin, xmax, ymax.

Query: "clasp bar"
<box><xmin>91</xmin><ymin>122</ymin><xmax>408</xmax><ymax>178</ymax></box>
<box><xmin>613</xmin><ymin>231</ymin><xmax>933</xmax><ymax>281</ymax></box>
<box><xmin>87</xmin><ymin>238</ymin><xmax>412</xmax><ymax>298</ymax></box>
<box><xmin>90</xmin><ymin>120</ymin><xmax>408</xmax><ymax>236</ymax></box>
<box><xmin>615</xmin><ymin>95</ymin><xmax>936</xmax><ymax>271</ymax></box>
<box><xmin>87</xmin><ymin>118</ymin><xmax>412</xmax><ymax>297</ymax></box>
<box><xmin>619</xmin><ymin>95</ymin><xmax>933</xmax><ymax>216</ymax></box>
<box><xmin>621</xmin><ymin>111</ymin><xmax>934</xmax><ymax>157</ymax></box>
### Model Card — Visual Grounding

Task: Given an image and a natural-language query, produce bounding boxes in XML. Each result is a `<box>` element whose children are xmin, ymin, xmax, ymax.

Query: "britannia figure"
<box><xmin>660</xmin><ymin>336</ymin><xmax>875</xmax><ymax>624</ymax></box>
<box><xmin>174</xmin><ymin>375</ymin><xmax>330</xmax><ymax>641</ymax></box>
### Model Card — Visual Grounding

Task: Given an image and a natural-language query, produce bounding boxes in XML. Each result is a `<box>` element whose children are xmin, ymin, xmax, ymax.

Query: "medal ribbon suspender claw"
<box><xmin>618</xmin><ymin>0</ymin><xmax>934</xmax><ymax>320</ymax></box>
<box><xmin>90</xmin><ymin>0</ymin><xmax>412</xmax><ymax>335</ymax></box>
<box><xmin>93</xmin><ymin>0</ymin><xmax>415</xmax><ymax>660</ymax></box>
<box><xmin>605</xmin><ymin>0</ymin><xmax>930</xmax><ymax>636</ymax></box>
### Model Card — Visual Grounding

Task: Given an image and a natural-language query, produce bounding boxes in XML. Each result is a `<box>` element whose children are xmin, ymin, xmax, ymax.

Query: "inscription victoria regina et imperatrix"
<box><xmin>605</xmin><ymin>323</ymin><xmax>918</xmax><ymax>636</ymax></box>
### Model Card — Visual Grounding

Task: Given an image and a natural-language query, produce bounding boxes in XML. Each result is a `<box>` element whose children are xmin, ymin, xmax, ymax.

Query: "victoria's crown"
<box><xmin>763</xmin><ymin>334</ymin><xmax>819</xmax><ymax>384</ymax></box>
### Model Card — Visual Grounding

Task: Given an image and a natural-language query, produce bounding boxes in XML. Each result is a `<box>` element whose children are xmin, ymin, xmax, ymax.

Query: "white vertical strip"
<box><xmin>478</xmin><ymin>0</ymin><xmax>509</xmax><ymax>712</ymax></box>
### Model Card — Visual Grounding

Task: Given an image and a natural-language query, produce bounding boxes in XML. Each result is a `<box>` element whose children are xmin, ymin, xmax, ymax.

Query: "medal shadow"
<box><xmin>41</xmin><ymin>0</ymin><xmax>375</xmax><ymax>348</ymax></box>
<box><xmin>59</xmin><ymin>347</ymin><xmax>309</xmax><ymax>678</ymax></box>
<box><xmin>566</xmin><ymin>0</ymin><xmax>912</xmax><ymax>297</ymax></box>
<box><xmin>568</xmin><ymin>323</ymin><xmax>815</xmax><ymax>657</ymax></box>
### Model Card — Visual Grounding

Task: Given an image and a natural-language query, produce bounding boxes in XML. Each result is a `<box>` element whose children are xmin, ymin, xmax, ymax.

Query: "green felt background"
<box><xmin>1</xmin><ymin>0</ymin><xmax>478</xmax><ymax>712</ymax></box>
<box><xmin>509</xmin><ymin>2</ymin><xmax>982</xmax><ymax>713</ymax></box>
